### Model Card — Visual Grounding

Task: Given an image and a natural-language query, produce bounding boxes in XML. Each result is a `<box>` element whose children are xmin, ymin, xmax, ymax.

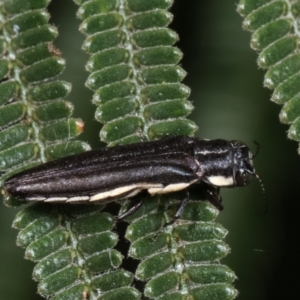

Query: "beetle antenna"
<box><xmin>255</xmin><ymin>173</ymin><xmax>267</xmax><ymax>213</ymax></box>
<box><xmin>253</xmin><ymin>141</ymin><xmax>260</xmax><ymax>158</ymax></box>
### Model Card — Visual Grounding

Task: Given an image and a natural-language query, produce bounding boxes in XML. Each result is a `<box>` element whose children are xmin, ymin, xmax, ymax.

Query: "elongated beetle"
<box><xmin>3</xmin><ymin>136</ymin><xmax>265</xmax><ymax>217</ymax></box>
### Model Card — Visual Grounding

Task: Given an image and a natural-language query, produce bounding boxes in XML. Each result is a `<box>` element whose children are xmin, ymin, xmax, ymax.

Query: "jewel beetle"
<box><xmin>3</xmin><ymin>136</ymin><xmax>264</xmax><ymax>217</ymax></box>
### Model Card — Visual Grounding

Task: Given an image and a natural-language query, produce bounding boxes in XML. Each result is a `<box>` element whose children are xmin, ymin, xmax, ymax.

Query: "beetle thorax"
<box><xmin>193</xmin><ymin>139</ymin><xmax>254</xmax><ymax>188</ymax></box>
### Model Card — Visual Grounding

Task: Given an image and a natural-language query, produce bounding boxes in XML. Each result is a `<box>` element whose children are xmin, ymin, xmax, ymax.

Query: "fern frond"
<box><xmin>238</xmin><ymin>0</ymin><xmax>300</xmax><ymax>152</ymax></box>
<box><xmin>0</xmin><ymin>0</ymin><xmax>241</xmax><ymax>299</ymax></box>
<box><xmin>76</xmin><ymin>0</ymin><xmax>197</xmax><ymax>145</ymax></box>
<box><xmin>0</xmin><ymin>1</ymin><xmax>89</xmax><ymax>194</ymax></box>
<box><xmin>124</xmin><ymin>197</ymin><xmax>237</xmax><ymax>299</ymax></box>
<box><xmin>0</xmin><ymin>1</ymin><xmax>119</xmax><ymax>299</ymax></box>
<box><xmin>74</xmin><ymin>1</ymin><xmax>238</xmax><ymax>299</ymax></box>
<box><xmin>12</xmin><ymin>203</ymin><xmax>131</xmax><ymax>299</ymax></box>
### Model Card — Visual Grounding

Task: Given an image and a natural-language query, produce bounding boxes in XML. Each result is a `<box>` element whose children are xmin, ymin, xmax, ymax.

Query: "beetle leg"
<box><xmin>216</xmin><ymin>187</ymin><xmax>221</xmax><ymax>201</ymax></box>
<box><xmin>204</xmin><ymin>186</ymin><xmax>223</xmax><ymax>210</ymax></box>
<box><xmin>117</xmin><ymin>192</ymin><xmax>147</xmax><ymax>220</ymax></box>
<box><xmin>174</xmin><ymin>189</ymin><xmax>190</xmax><ymax>218</ymax></box>
<box><xmin>162</xmin><ymin>190</ymin><xmax>190</xmax><ymax>228</ymax></box>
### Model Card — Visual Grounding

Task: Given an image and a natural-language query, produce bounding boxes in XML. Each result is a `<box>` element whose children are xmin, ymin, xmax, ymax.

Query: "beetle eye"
<box><xmin>235</xmin><ymin>168</ymin><xmax>254</xmax><ymax>186</ymax></box>
<box><xmin>231</xmin><ymin>140</ymin><xmax>255</xmax><ymax>187</ymax></box>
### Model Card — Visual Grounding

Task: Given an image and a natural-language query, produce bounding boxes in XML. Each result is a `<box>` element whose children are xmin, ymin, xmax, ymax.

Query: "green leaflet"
<box><xmin>78</xmin><ymin>0</ymin><xmax>196</xmax><ymax>145</ymax></box>
<box><xmin>122</xmin><ymin>195</ymin><xmax>237</xmax><ymax>299</ymax></box>
<box><xmin>76</xmin><ymin>0</ymin><xmax>236</xmax><ymax>299</ymax></box>
<box><xmin>4</xmin><ymin>10</ymin><xmax>50</xmax><ymax>34</ymax></box>
<box><xmin>238</xmin><ymin>0</ymin><xmax>300</xmax><ymax>150</ymax></box>
<box><xmin>2</xmin><ymin>0</ymin><xmax>50</xmax><ymax>14</ymax></box>
<box><xmin>13</xmin><ymin>204</ymin><xmax>129</xmax><ymax>299</ymax></box>
<box><xmin>0</xmin><ymin>2</ymin><xmax>88</xmax><ymax>195</ymax></box>
<box><xmin>0</xmin><ymin>1</ymin><xmax>101</xmax><ymax>299</ymax></box>
<box><xmin>0</xmin><ymin>0</ymin><xmax>238</xmax><ymax>299</ymax></box>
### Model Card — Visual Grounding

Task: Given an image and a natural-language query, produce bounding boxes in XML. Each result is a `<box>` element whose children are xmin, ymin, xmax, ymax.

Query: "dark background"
<box><xmin>1</xmin><ymin>1</ymin><xmax>300</xmax><ymax>299</ymax></box>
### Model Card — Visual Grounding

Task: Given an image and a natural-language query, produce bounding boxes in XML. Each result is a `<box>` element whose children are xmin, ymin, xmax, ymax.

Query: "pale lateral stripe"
<box><xmin>148</xmin><ymin>182</ymin><xmax>191</xmax><ymax>195</ymax></box>
<box><xmin>89</xmin><ymin>183</ymin><xmax>163</xmax><ymax>201</ymax></box>
<box><xmin>161</xmin><ymin>182</ymin><xmax>191</xmax><ymax>193</ymax></box>
<box><xmin>28</xmin><ymin>197</ymin><xmax>46</xmax><ymax>201</ymax></box>
<box><xmin>89</xmin><ymin>185</ymin><xmax>138</xmax><ymax>201</ymax></box>
<box><xmin>67</xmin><ymin>196</ymin><xmax>90</xmax><ymax>202</ymax></box>
<box><xmin>207</xmin><ymin>175</ymin><xmax>234</xmax><ymax>187</ymax></box>
<box><xmin>44</xmin><ymin>197</ymin><xmax>68</xmax><ymax>202</ymax></box>
<box><xmin>119</xmin><ymin>189</ymin><xmax>142</xmax><ymax>200</ymax></box>
<box><xmin>138</xmin><ymin>183</ymin><xmax>163</xmax><ymax>189</ymax></box>
<box><xmin>118</xmin><ymin>184</ymin><xmax>163</xmax><ymax>199</ymax></box>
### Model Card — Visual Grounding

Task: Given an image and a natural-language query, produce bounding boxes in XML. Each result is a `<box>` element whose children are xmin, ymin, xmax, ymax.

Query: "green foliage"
<box><xmin>77</xmin><ymin>0</ymin><xmax>196</xmax><ymax>145</ymax></box>
<box><xmin>0</xmin><ymin>0</ymin><xmax>239</xmax><ymax>299</ymax></box>
<box><xmin>122</xmin><ymin>197</ymin><xmax>237</xmax><ymax>299</ymax></box>
<box><xmin>0</xmin><ymin>1</ymin><xmax>118</xmax><ymax>299</ymax></box>
<box><xmin>12</xmin><ymin>204</ymin><xmax>136</xmax><ymax>299</ymax></box>
<box><xmin>0</xmin><ymin>0</ymin><xmax>89</xmax><ymax>188</ymax></box>
<box><xmin>75</xmin><ymin>0</ymin><xmax>237</xmax><ymax>298</ymax></box>
<box><xmin>238</xmin><ymin>0</ymin><xmax>300</xmax><ymax>152</ymax></box>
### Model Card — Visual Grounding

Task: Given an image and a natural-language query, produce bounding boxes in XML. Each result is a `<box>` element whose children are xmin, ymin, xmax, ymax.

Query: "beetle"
<box><xmin>3</xmin><ymin>136</ymin><xmax>264</xmax><ymax>218</ymax></box>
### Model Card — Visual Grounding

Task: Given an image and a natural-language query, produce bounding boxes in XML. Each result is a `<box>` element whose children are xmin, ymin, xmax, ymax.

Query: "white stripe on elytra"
<box><xmin>39</xmin><ymin>181</ymin><xmax>197</xmax><ymax>203</ymax></box>
<box><xmin>28</xmin><ymin>197</ymin><xmax>46</xmax><ymax>201</ymax></box>
<box><xmin>89</xmin><ymin>185</ymin><xmax>138</xmax><ymax>201</ymax></box>
<box><xmin>44</xmin><ymin>197</ymin><xmax>68</xmax><ymax>202</ymax></box>
<box><xmin>89</xmin><ymin>183</ymin><xmax>163</xmax><ymax>202</ymax></box>
<box><xmin>207</xmin><ymin>175</ymin><xmax>234</xmax><ymax>187</ymax></box>
<box><xmin>148</xmin><ymin>180</ymin><xmax>197</xmax><ymax>195</ymax></box>
<box><xmin>67</xmin><ymin>196</ymin><xmax>90</xmax><ymax>202</ymax></box>
<box><xmin>119</xmin><ymin>189</ymin><xmax>142</xmax><ymax>199</ymax></box>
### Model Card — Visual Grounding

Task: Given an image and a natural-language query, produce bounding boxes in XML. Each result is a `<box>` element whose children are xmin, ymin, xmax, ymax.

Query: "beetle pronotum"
<box><xmin>3</xmin><ymin>136</ymin><xmax>265</xmax><ymax>218</ymax></box>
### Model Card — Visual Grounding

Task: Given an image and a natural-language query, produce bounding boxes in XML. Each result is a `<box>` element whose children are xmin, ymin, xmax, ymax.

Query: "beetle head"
<box><xmin>231</xmin><ymin>140</ymin><xmax>255</xmax><ymax>187</ymax></box>
<box><xmin>231</xmin><ymin>140</ymin><xmax>267</xmax><ymax>211</ymax></box>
